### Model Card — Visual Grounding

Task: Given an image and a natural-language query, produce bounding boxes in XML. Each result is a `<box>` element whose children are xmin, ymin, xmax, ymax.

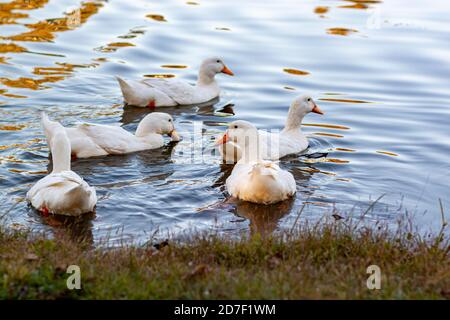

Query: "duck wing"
<box><xmin>27</xmin><ymin>172</ymin><xmax>69</xmax><ymax>199</ymax></box>
<box><xmin>77</xmin><ymin>123</ymin><xmax>138</xmax><ymax>155</ymax></box>
<box><xmin>250</xmin><ymin>161</ymin><xmax>281</xmax><ymax>179</ymax></box>
<box><xmin>141</xmin><ymin>78</ymin><xmax>197</xmax><ymax>105</ymax></box>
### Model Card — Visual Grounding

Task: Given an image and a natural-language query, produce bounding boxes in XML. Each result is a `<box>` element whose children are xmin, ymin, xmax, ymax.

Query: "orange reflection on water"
<box><xmin>300</xmin><ymin>167</ymin><xmax>336</xmax><ymax>176</ymax></box>
<box><xmin>0</xmin><ymin>1</ymin><xmax>104</xmax><ymax>95</ymax></box>
<box><xmin>8</xmin><ymin>168</ymin><xmax>48</xmax><ymax>175</ymax></box>
<box><xmin>4</xmin><ymin>62</ymin><xmax>100</xmax><ymax>92</ymax></box>
<box><xmin>376</xmin><ymin>150</ymin><xmax>399</xmax><ymax>157</ymax></box>
<box><xmin>34</xmin><ymin>66</ymin><xmax>72</xmax><ymax>76</ymax></box>
<box><xmin>319</xmin><ymin>97</ymin><xmax>370</xmax><ymax>104</ymax></box>
<box><xmin>283</xmin><ymin>68</ymin><xmax>310</xmax><ymax>76</ymax></box>
<box><xmin>0</xmin><ymin>138</ymin><xmax>43</xmax><ymax>152</ymax></box>
<box><xmin>339</xmin><ymin>3</ymin><xmax>368</xmax><ymax>9</ymax></box>
<box><xmin>146</xmin><ymin>14</ymin><xmax>167</xmax><ymax>22</ymax></box>
<box><xmin>303</xmin><ymin>123</ymin><xmax>350</xmax><ymax>130</ymax></box>
<box><xmin>33</xmin><ymin>62</ymin><xmax>98</xmax><ymax>76</ymax></box>
<box><xmin>144</xmin><ymin>74</ymin><xmax>176</xmax><ymax>78</ymax></box>
<box><xmin>96</xmin><ymin>42</ymin><xmax>135</xmax><ymax>53</ymax></box>
<box><xmin>0</xmin><ymin>154</ymin><xmax>47</xmax><ymax>164</ymax></box>
<box><xmin>0</xmin><ymin>0</ymin><xmax>48</xmax><ymax>25</ymax></box>
<box><xmin>0</xmin><ymin>88</ymin><xmax>27</xmax><ymax>98</ymax></box>
<box><xmin>336</xmin><ymin>178</ymin><xmax>352</xmax><ymax>182</ymax></box>
<box><xmin>161</xmin><ymin>65</ymin><xmax>188</xmax><ymax>69</ymax></box>
<box><xmin>313</xmin><ymin>132</ymin><xmax>344</xmax><ymax>138</ymax></box>
<box><xmin>0</xmin><ymin>75</ymin><xmax>64</xmax><ymax>90</ymax></box>
<box><xmin>0</xmin><ymin>0</ymin><xmax>48</xmax><ymax>11</ymax></box>
<box><xmin>3</xmin><ymin>2</ymin><xmax>103</xmax><ymax>42</ymax></box>
<box><xmin>335</xmin><ymin>147</ymin><xmax>356</xmax><ymax>152</ymax></box>
<box><xmin>0</xmin><ymin>124</ymin><xmax>26</xmax><ymax>131</ymax></box>
<box><xmin>314</xmin><ymin>6</ymin><xmax>329</xmax><ymax>16</ymax></box>
<box><xmin>0</xmin><ymin>43</ymin><xmax>26</xmax><ymax>53</ymax></box>
<box><xmin>0</xmin><ymin>10</ymin><xmax>27</xmax><ymax>25</ymax></box>
<box><xmin>327</xmin><ymin>27</ymin><xmax>358</xmax><ymax>36</ymax></box>
<box><xmin>343</xmin><ymin>0</ymin><xmax>381</xmax><ymax>4</ymax></box>
<box><xmin>303</xmin><ymin>157</ymin><xmax>350</xmax><ymax>164</ymax></box>
<box><xmin>325</xmin><ymin>158</ymin><xmax>350</xmax><ymax>164</ymax></box>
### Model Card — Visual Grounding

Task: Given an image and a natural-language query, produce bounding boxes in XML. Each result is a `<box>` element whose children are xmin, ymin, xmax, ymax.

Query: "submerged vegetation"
<box><xmin>0</xmin><ymin>212</ymin><xmax>448</xmax><ymax>300</ymax></box>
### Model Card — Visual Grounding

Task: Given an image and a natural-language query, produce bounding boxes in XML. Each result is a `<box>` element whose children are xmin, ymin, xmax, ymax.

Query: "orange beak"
<box><xmin>214</xmin><ymin>132</ymin><xmax>229</xmax><ymax>145</ymax></box>
<box><xmin>221</xmin><ymin>65</ymin><xmax>234</xmax><ymax>76</ymax></box>
<box><xmin>312</xmin><ymin>104</ymin><xmax>324</xmax><ymax>115</ymax></box>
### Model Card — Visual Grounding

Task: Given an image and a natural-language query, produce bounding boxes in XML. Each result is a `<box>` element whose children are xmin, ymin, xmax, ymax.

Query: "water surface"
<box><xmin>1</xmin><ymin>0</ymin><xmax>449</xmax><ymax>244</ymax></box>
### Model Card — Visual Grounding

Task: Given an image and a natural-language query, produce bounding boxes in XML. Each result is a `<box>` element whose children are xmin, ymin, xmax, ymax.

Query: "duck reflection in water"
<box><xmin>31</xmin><ymin>210</ymin><xmax>96</xmax><ymax>246</ymax></box>
<box><xmin>230</xmin><ymin>197</ymin><xmax>295</xmax><ymax>237</ymax></box>
<box><xmin>121</xmin><ymin>97</ymin><xmax>234</xmax><ymax>125</ymax></box>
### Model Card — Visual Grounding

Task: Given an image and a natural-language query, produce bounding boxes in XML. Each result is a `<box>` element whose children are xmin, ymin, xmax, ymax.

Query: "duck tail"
<box><xmin>116</xmin><ymin>76</ymin><xmax>135</xmax><ymax>104</ymax></box>
<box><xmin>65</xmin><ymin>182</ymin><xmax>90</xmax><ymax>196</ymax></box>
<box><xmin>250</xmin><ymin>162</ymin><xmax>278</xmax><ymax>179</ymax></box>
<box><xmin>65</xmin><ymin>183</ymin><xmax>96</xmax><ymax>209</ymax></box>
<box><xmin>250</xmin><ymin>163</ymin><xmax>263</xmax><ymax>175</ymax></box>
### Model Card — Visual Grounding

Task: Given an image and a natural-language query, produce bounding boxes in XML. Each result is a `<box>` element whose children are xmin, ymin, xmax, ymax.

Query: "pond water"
<box><xmin>1</xmin><ymin>0</ymin><xmax>449</xmax><ymax>244</ymax></box>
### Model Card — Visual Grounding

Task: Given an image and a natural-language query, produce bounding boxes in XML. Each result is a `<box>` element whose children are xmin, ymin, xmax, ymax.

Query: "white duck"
<box><xmin>64</xmin><ymin>112</ymin><xmax>180</xmax><ymax>158</ymax></box>
<box><xmin>116</xmin><ymin>57</ymin><xmax>234</xmax><ymax>107</ymax></box>
<box><xmin>219</xmin><ymin>95</ymin><xmax>324</xmax><ymax>163</ymax></box>
<box><xmin>26</xmin><ymin>113</ymin><xmax>97</xmax><ymax>216</ymax></box>
<box><xmin>216</xmin><ymin>120</ymin><xmax>296</xmax><ymax>205</ymax></box>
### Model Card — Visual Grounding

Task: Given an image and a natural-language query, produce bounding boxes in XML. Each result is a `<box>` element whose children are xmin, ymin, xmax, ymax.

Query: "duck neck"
<box><xmin>197</xmin><ymin>68</ymin><xmax>217</xmax><ymax>87</ymax></box>
<box><xmin>283</xmin><ymin>107</ymin><xmax>307</xmax><ymax>133</ymax></box>
<box><xmin>51</xmin><ymin>130</ymin><xmax>71</xmax><ymax>173</ymax></box>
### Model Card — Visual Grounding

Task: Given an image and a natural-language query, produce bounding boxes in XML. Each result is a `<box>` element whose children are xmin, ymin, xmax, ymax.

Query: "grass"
<box><xmin>0</xmin><ymin>212</ymin><xmax>449</xmax><ymax>300</ymax></box>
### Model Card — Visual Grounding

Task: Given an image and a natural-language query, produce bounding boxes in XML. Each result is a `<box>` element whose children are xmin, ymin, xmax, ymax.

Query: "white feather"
<box><xmin>64</xmin><ymin>112</ymin><xmax>177</xmax><ymax>158</ymax></box>
<box><xmin>116</xmin><ymin>57</ymin><xmax>232</xmax><ymax>107</ymax></box>
<box><xmin>223</xmin><ymin>120</ymin><xmax>296</xmax><ymax>205</ymax></box>
<box><xmin>220</xmin><ymin>95</ymin><xmax>322</xmax><ymax>162</ymax></box>
<box><xmin>26</xmin><ymin>113</ymin><xmax>97</xmax><ymax>216</ymax></box>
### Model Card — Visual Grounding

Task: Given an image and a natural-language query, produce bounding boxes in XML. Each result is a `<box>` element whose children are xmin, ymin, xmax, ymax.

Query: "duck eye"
<box><xmin>216</xmin><ymin>60</ymin><xmax>221</xmax><ymax>63</ymax></box>
<box><xmin>168</xmin><ymin>119</ymin><xmax>172</xmax><ymax>122</ymax></box>
<box><xmin>234</xmin><ymin>125</ymin><xmax>238</xmax><ymax>129</ymax></box>
<box><xmin>307</xmin><ymin>98</ymin><xmax>311</xmax><ymax>102</ymax></box>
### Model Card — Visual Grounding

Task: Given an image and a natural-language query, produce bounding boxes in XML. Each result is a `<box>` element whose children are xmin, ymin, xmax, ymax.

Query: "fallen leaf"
<box><xmin>185</xmin><ymin>264</ymin><xmax>211</xmax><ymax>279</ymax></box>
<box><xmin>25</xmin><ymin>253</ymin><xmax>39</xmax><ymax>261</ymax></box>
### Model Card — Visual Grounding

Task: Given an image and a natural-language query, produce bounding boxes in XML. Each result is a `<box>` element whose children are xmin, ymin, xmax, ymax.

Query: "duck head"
<box><xmin>285</xmin><ymin>95</ymin><xmax>324</xmax><ymax>131</ymax></box>
<box><xmin>216</xmin><ymin>120</ymin><xmax>262</xmax><ymax>162</ymax></box>
<box><xmin>135</xmin><ymin>112</ymin><xmax>180</xmax><ymax>141</ymax></box>
<box><xmin>292</xmin><ymin>95</ymin><xmax>323</xmax><ymax>115</ymax></box>
<box><xmin>216</xmin><ymin>120</ymin><xmax>256</xmax><ymax>145</ymax></box>
<box><xmin>198</xmin><ymin>57</ymin><xmax>234</xmax><ymax>85</ymax></box>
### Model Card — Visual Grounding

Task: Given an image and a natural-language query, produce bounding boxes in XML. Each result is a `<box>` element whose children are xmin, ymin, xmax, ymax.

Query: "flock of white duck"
<box><xmin>26</xmin><ymin>57</ymin><xmax>324</xmax><ymax>217</ymax></box>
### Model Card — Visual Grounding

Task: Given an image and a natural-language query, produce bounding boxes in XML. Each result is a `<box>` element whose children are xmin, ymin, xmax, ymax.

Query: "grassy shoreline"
<box><xmin>0</xmin><ymin>218</ymin><xmax>448</xmax><ymax>299</ymax></box>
